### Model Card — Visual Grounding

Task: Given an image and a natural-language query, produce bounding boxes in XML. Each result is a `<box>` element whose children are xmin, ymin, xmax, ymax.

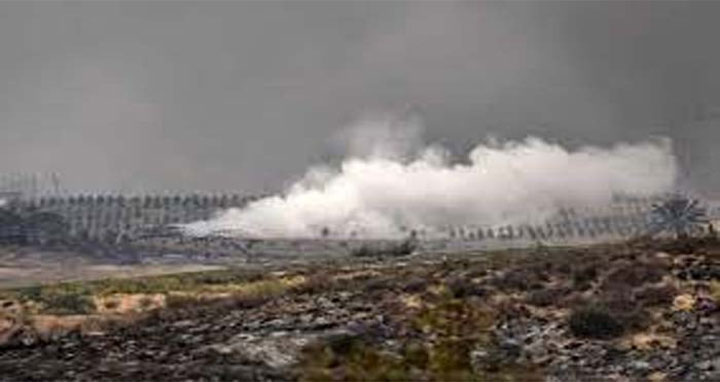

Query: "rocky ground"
<box><xmin>0</xmin><ymin>238</ymin><xmax>719</xmax><ymax>381</ymax></box>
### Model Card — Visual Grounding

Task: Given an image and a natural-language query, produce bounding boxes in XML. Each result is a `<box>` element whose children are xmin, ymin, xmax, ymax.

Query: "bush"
<box><xmin>446</xmin><ymin>277</ymin><xmax>486</xmax><ymax>299</ymax></box>
<box><xmin>362</xmin><ymin>276</ymin><xmax>395</xmax><ymax>294</ymax></box>
<box><xmin>711</xmin><ymin>281</ymin><xmax>720</xmax><ymax>302</ymax></box>
<box><xmin>14</xmin><ymin>284</ymin><xmax>94</xmax><ymax>315</ymax></box>
<box><xmin>293</xmin><ymin>272</ymin><xmax>334</xmax><ymax>295</ymax></box>
<box><xmin>555</xmin><ymin>262</ymin><xmax>572</xmax><ymax>275</ymax></box>
<box><xmin>526</xmin><ymin>287</ymin><xmax>569</xmax><ymax>307</ymax></box>
<box><xmin>603</xmin><ymin>262</ymin><xmax>665</xmax><ymax>288</ymax></box>
<box><xmin>164</xmin><ymin>294</ymin><xmax>203</xmax><ymax>310</ymax></box>
<box><xmin>324</xmin><ymin>333</ymin><xmax>367</xmax><ymax>356</ymax></box>
<box><xmin>636</xmin><ymin>284</ymin><xmax>678</xmax><ymax>307</ymax></box>
<box><xmin>558</xmin><ymin>291</ymin><xmax>590</xmax><ymax>309</ymax></box>
<box><xmin>402</xmin><ymin>276</ymin><xmax>430</xmax><ymax>293</ymax></box>
<box><xmin>349</xmin><ymin>245</ymin><xmax>377</xmax><ymax>258</ymax></box>
<box><xmin>350</xmin><ymin>239</ymin><xmax>417</xmax><ymax>258</ymax></box>
<box><xmin>568</xmin><ymin>307</ymin><xmax>624</xmax><ymax>339</ymax></box>
<box><xmin>17</xmin><ymin>286</ymin><xmax>43</xmax><ymax>302</ymax></box>
<box><xmin>492</xmin><ymin>269</ymin><xmax>543</xmax><ymax>291</ymax></box>
<box><xmin>572</xmin><ymin>265</ymin><xmax>598</xmax><ymax>290</ymax></box>
<box><xmin>594</xmin><ymin>286</ymin><xmax>649</xmax><ymax>332</ymax></box>
<box><xmin>41</xmin><ymin>293</ymin><xmax>94</xmax><ymax>315</ymax></box>
<box><xmin>297</xmin><ymin>334</ymin><xmax>413</xmax><ymax>382</ymax></box>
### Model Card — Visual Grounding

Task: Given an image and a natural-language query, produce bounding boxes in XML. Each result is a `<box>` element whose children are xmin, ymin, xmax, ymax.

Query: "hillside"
<box><xmin>0</xmin><ymin>238</ymin><xmax>719</xmax><ymax>382</ymax></box>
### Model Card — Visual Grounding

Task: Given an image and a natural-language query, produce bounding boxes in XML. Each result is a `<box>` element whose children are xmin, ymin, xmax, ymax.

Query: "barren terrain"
<box><xmin>0</xmin><ymin>238</ymin><xmax>719</xmax><ymax>382</ymax></box>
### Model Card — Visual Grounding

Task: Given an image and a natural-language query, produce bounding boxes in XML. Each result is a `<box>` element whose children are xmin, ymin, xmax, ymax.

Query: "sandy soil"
<box><xmin>0</xmin><ymin>248</ymin><xmax>227</xmax><ymax>289</ymax></box>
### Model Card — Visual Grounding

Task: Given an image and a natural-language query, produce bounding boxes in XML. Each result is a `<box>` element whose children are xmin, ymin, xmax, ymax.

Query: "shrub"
<box><xmin>349</xmin><ymin>245</ymin><xmax>377</xmax><ymax>258</ymax></box>
<box><xmin>555</xmin><ymin>262</ymin><xmax>572</xmax><ymax>275</ymax></box>
<box><xmin>402</xmin><ymin>276</ymin><xmax>429</xmax><ymax>293</ymax></box>
<box><xmin>13</xmin><ymin>283</ymin><xmax>94</xmax><ymax>315</ymax></box>
<box><xmin>526</xmin><ymin>287</ymin><xmax>569</xmax><ymax>307</ymax></box>
<box><xmin>572</xmin><ymin>265</ymin><xmax>598</xmax><ymax>290</ymax></box>
<box><xmin>388</xmin><ymin>239</ymin><xmax>418</xmax><ymax>256</ymax></box>
<box><xmin>362</xmin><ymin>276</ymin><xmax>395</xmax><ymax>294</ymax></box>
<box><xmin>350</xmin><ymin>239</ymin><xmax>417</xmax><ymax>258</ymax></box>
<box><xmin>324</xmin><ymin>332</ymin><xmax>366</xmax><ymax>356</ymax></box>
<box><xmin>293</xmin><ymin>272</ymin><xmax>334</xmax><ymax>295</ymax></box>
<box><xmin>558</xmin><ymin>291</ymin><xmax>590</xmax><ymax>309</ymax></box>
<box><xmin>402</xmin><ymin>340</ymin><xmax>429</xmax><ymax>368</ymax></box>
<box><xmin>138</xmin><ymin>296</ymin><xmax>155</xmax><ymax>309</ymax></box>
<box><xmin>164</xmin><ymin>294</ymin><xmax>203</xmax><ymax>310</ymax></box>
<box><xmin>41</xmin><ymin>292</ymin><xmax>94</xmax><ymax>315</ymax></box>
<box><xmin>429</xmin><ymin>338</ymin><xmax>475</xmax><ymax>377</ymax></box>
<box><xmin>603</xmin><ymin>262</ymin><xmax>665</xmax><ymax>288</ymax></box>
<box><xmin>636</xmin><ymin>284</ymin><xmax>678</xmax><ymax>307</ymax></box>
<box><xmin>413</xmin><ymin>299</ymin><xmax>495</xmax><ymax>339</ymax></box>
<box><xmin>17</xmin><ymin>286</ymin><xmax>43</xmax><ymax>302</ymax></box>
<box><xmin>297</xmin><ymin>335</ymin><xmax>412</xmax><ymax>382</ymax></box>
<box><xmin>595</xmin><ymin>287</ymin><xmax>649</xmax><ymax>331</ymax></box>
<box><xmin>445</xmin><ymin>277</ymin><xmax>486</xmax><ymax>299</ymax></box>
<box><xmin>492</xmin><ymin>269</ymin><xmax>543</xmax><ymax>291</ymax></box>
<box><xmin>711</xmin><ymin>281</ymin><xmax>720</xmax><ymax>302</ymax></box>
<box><xmin>568</xmin><ymin>307</ymin><xmax>624</xmax><ymax>339</ymax></box>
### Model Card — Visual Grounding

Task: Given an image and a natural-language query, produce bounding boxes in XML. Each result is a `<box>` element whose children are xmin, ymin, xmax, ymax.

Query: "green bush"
<box><xmin>41</xmin><ymin>292</ymin><xmax>94</xmax><ymax>315</ymax></box>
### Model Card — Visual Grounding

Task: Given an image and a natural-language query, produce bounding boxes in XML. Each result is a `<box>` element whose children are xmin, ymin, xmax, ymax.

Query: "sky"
<box><xmin>1</xmin><ymin>1</ymin><xmax>720</xmax><ymax>195</ymax></box>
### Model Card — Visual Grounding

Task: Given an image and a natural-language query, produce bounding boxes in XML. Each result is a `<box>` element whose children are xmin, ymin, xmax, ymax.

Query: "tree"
<box><xmin>649</xmin><ymin>195</ymin><xmax>707</xmax><ymax>239</ymax></box>
<box><xmin>23</xmin><ymin>211</ymin><xmax>68</xmax><ymax>244</ymax></box>
<box><xmin>486</xmin><ymin>228</ymin><xmax>495</xmax><ymax>239</ymax></box>
<box><xmin>0</xmin><ymin>208</ymin><xmax>25</xmax><ymax>244</ymax></box>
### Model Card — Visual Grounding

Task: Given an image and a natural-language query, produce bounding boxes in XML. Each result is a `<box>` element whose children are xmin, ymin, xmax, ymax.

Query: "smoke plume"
<box><xmin>184</xmin><ymin>116</ymin><xmax>678</xmax><ymax>239</ymax></box>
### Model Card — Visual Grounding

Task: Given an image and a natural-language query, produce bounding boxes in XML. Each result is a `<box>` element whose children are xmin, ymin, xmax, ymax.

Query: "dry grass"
<box><xmin>711</xmin><ymin>281</ymin><xmax>720</xmax><ymax>302</ymax></box>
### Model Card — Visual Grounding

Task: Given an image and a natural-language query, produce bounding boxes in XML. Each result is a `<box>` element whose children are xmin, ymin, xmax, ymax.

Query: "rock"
<box><xmin>630</xmin><ymin>360</ymin><xmax>650</xmax><ymax>371</ymax></box>
<box><xmin>469</xmin><ymin>348</ymin><xmax>493</xmax><ymax>372</ymax></box>
<box><xmin>523</xmin><ymin>341</ymin><xmax>550</xmax><ymax>364</ymax></box>
<box><xmin>498</xmin><ymin>338</ymin><xmax>521</xmax><ymax>359</ymax></box>
<box><xmin>207</xmin><ymin>327</ymin><xmax>352</xmax><ymax>370</ymax></box>
<box><xmin>208</xmin><ymin>331</ymin><xmax>315</xmax><ymax>369</ymax></box>
<box><xmin>647</xmin><ymin>371</ymin><xmax>667</xmax><ymax>382</ymax></box>
<box><xmin>697</xmin><ymin>360</ymin><xmax>713</xmax><ymax>371</ymax></box>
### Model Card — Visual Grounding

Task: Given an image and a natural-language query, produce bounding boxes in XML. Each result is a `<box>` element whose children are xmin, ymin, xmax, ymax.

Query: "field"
<box><xmin>0</xmin><ymin>237</ymin><xmax>719</xmax><ymax>382</ymax></box>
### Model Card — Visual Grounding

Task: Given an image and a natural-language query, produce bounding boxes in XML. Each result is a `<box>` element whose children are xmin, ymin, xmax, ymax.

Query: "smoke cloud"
<box><xmin>184</xmin><ymin>116</ymin><xmax>678</xmax><ymax>239</ymax></box>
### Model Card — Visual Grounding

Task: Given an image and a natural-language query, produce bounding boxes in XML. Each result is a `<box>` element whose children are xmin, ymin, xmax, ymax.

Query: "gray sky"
<box><xmin>1</xmin><ymin>1</ymin><xmax>720</xmax><ymax>194</ymax></box>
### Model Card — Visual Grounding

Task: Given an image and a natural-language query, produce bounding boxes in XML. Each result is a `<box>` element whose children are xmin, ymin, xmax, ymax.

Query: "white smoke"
<box><xmin>184</xmin><ymin>115</ymin><xmax>678</xmax><ymax>239</ymax></box>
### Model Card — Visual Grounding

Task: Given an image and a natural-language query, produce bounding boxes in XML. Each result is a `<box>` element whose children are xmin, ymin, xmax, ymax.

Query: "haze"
<box><xmin>1</xmin><ymin>1</ymin><xmax>719</xmax><ymax>195</ymax></box>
